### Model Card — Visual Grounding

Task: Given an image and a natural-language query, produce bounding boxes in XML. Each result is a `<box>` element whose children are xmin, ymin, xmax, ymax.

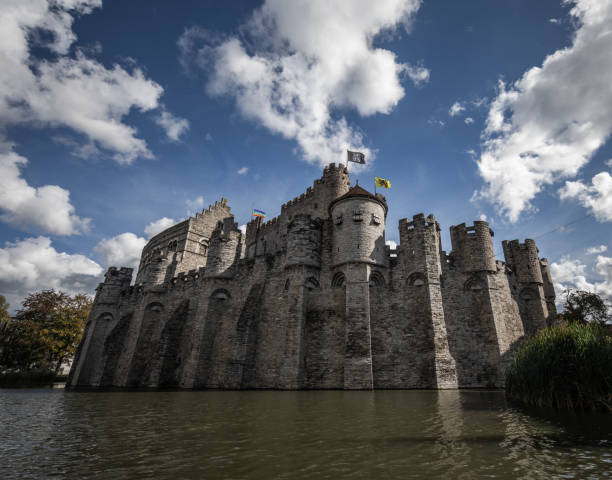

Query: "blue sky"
<box><xmin>1</xmin><ymin>0</ymin><xmax>611</xmax><ymax>311</ymax></box>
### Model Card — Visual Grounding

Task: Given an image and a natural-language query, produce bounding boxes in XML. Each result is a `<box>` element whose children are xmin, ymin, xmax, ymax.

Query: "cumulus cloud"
<box><xmin>237</xmin><ymin>166</ymin><xmax>249</xmax><ymax>175</ymax></box>
<box><xmin>186</xmin><ymin>196</ymin><xmax>205</xmax><ymax>215</ymax></box>
<box><xmin>0</xmin><ymin>149</ymin><xmax>90</xmax><ymax>235</ymax></box>
<box><xmin>0</xmin><ymin>236</ymin><xmax>103</xmax><ymax>312</ymax></box>
<box><xmin>464</xmin><ymin>117</ymin><xmax>474</xmax><ymax>125</ymax></box>
<box><xmin>475</xmin><ymin>0</ymin><xmax>612</xmax><ymax>222</ymax></box>
<box><xmin>238</xmin><ymin>224</ymin><xmax>247</xmax><ymax>235</ymax></box>
<box><xmin>94</xmin><ymin>233</ymin><xmax>147</xmax><ymax>270</ymax></box>
<box><xmin>144</xmin><ymin>217</ymin><xmax>176</xmax><ymax>238</ymax></box>
<box><xmin>586</xmin><ymin>245</ymin><xmax>608</xmax><ymax>254</ymax></box>
<box><xmin>449</xmin><ymin>102</ymin><xmax>465</xmax><ymax>117</ymax></box>
<box><xmin>0</xmin><ymin>0</ymin><xmax>186</xmax><ymax>164</ymax></box>
<box><xmin>551</xmin><ymin>254</ymin><xmax>612</xmax><ymax>305</ymax></box>
<box><xmin>559</xmin><ymin>171</ymin><xmax>612</xmax><ymax>222</ymax></box>
<box><xmin>154</xmin><ymin>107</ymin><xmax>190</xmax><ymax>141</ymax></box>
<box><xmin>179</xmin><ymin>0</ymin><xmax>425</xmax><ymax>166</ymax></box>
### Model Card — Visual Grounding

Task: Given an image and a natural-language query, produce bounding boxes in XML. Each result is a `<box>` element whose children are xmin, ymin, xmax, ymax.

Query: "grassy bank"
<box><xmin>506</xmin><ymin>322</ymin><xmax>612</xmax><ymax>412</ymax></box>
<box><xmin>0</xmin><ymin>369</ymin><xmax>67</xmax><ymax>387</ymax></box>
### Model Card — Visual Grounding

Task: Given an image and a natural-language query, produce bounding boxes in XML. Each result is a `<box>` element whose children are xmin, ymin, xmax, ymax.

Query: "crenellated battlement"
<box><xmin>104</xmin><ymin>266</ymin><xmax>133</xmax><ymax>285</ymax></box>
<box><xmin>400</xmin><ymin>213</ymin><xmax>438</xmax><ymax>233</ymax></box>
<box><xmin>450</xmin><ymin>221</ymin><xmax>496</xmax><ymax>273</ymax></box>
<box><xmin>502</xmin><ymin>239</ymin><xmax>543</xmax><ymax>284</ymax></box>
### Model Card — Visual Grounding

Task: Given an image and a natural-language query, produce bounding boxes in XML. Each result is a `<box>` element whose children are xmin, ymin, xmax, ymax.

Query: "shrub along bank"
<box><xmin>506</xmin><ymin>322</ymin><xmax>612</xmax><ymax>412</ymax></box>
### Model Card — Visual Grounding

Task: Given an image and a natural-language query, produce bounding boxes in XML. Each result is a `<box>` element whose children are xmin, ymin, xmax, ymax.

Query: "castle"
<box><xmin>68</xmin><ymin>163</ymin><xmax>556</xmax><ymax>390</ymax></box>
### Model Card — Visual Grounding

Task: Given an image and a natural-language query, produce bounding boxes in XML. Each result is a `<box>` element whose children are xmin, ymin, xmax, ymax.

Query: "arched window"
<box><xmin>199</xmin><ymin>239</ymin><xmax>208</xmax><ymax>255</ymax></box>
<box><xmin>331</xmin><ymin>272</ymin><xmax>345</xmax><ymax>288</ymax></box>
<box><xmin>519</xmin><ymin>288</ymin><xmax>536</xmax><ymax>303</ymax></box>
<box><xmin>211</xmin><ymin>289</ymin><xmax>231</xmax><ymax>301</ymax></box>
<box><xmin>145</xmin><ymin>302</ymin><xmax>164</xmax><ymax>313</ymax></box>
<box><xmin>464</xmin><ymin>277</ymin><xmax>485</xmax><ymax>292</ymax></box>
<box><xmin>369</xmin><ymin>271</ymin><xmax>385</xmax><ymax>287</ymax></box>
<box><xmin>97</xmin><ymin>312</ymin><xmax>113</xmax><ymax>322</ymax></box>
<box><xmin>407</xmin><ymin>272</ymin><xmax>426</xmax><ymax>287</ymax></box>
<box><xmin>304</xmin><ymin>277</ymin><xmax>319</xmax><ymax>290</ymax></box>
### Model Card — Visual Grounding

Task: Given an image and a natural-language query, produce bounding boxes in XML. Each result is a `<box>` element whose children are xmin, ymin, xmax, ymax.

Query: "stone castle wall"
<box><xmin>68</xmin><ymin>164</ymin><xmax>555</xmax><ymax>390</ymax></box>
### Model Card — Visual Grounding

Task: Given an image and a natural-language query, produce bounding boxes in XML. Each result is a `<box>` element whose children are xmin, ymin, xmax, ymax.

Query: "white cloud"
<box><xmin>559</xmin><ymin>171</ymin><xmax>612</xmax><ymax>222</ymax></box>
<box><xmin>449</xmin><ymin>102</ymin><xmax>465</xmax><ymax>117</ymax></box>
<box><xmin>238</xmin><ymin>224</ymin><xmax>247</xmax><ymax>234</ymax></box>
<box><xmin>549</xmin><ymin>18</ymin><xmax>561</xmax><ymax>24</ymax></box>
<box><xmin>0</xmin><ymin>0</ymin><xmax>182</xmax><ymax>164</ymax></box>
<box><xmin>179</xmin><ymin>0</ymin><xmax>424</xmax><ymax>167</ymax></box>
<box><xmin>237</xmin><ymin>166</ymin><xmax>249</xmax><ymax>175</ymax></box>
<box><xmin>478</xmin><ymin>213</ymin><xmax>487</xmax><ymax>221</ymax></box>
<box><xmin>606</xmin><ymin>159</ymin><xmax>612</xmax><ymax>168</ymax></box>
<box><xmin>0</xmin><ymin>148</ymin><xmax>90</xmax><ymax>235</ymax></box>
<box><xmin>94</xmin><ymin>233</ymin><xmax>147</xmax><ymax>270</ymax></box>
<box><xmin>476</xmin><ymin>0</ymin><xmax>612</xmax><ymax>222</ymax></box>
<box><xmin>386</xmin><ymin>240</ymin><xmax>398</xmax><ymax>249</ymax></box>
<box><xmin>586</xmin><ymin>245</ymin><xmax>608</xmax><ymax>254</ymax></box>
<box><xmin>464</xmin><ymin>117</ymin><xmax>474</xmax><ymax>124</ymax></box>
<box><xmin>205</xmin><ymin>132</ymin><xmax>213</xmax><ymax>141</ymax></box>
<box><xmin>154</xmin><ymin>107</ymin><xmax>190</xmax><ymax>141</ymax></box>
<box><xmin>186</xmin><ymin>196</ymin><xmax>205</xmax><ymax>215</ymax></box>
<box><xmin>144</xmin><ymin>217</ymin><xmax>176</xmax><ymax>238</ymax></box>
<box><xmin>551</xmin><ymin>254</ymin><xmax>612</xmax><ymax>306</ymax></box>
<box><xmin>0</xmin><ymin>236</ymin><xmax>103</xmax><ymax>312</ymax></box>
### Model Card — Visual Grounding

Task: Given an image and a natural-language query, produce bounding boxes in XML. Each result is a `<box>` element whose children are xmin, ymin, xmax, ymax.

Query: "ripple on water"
<box><xmin>0</xmin><ymin>389</ymin><xmax>610</xmax><ymax>479</ymax></box>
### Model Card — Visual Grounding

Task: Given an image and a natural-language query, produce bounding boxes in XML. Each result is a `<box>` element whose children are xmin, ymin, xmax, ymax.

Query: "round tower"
<box><xmin>449</xmin><ymin>221</ymin><xmax>496</xmax><ymax>273</ymax></box>
<box><xmin>204</xmin><ymin>217</ymin><xmax>242</xmax><ymax>278</ymax></box>
<box><xmin>502</xmin><ymin>239</ymin><xmax>543</xmax><ymax>284</ymax></box>
<box><xmin>286</xmin><ymin>214</ymin><xmax>321</xmax><ymax>268</ymax></box>
<box><xmin>329</xmin><ymin>184</ymin><xmax>387</xmax><ymax>266</ymax></box>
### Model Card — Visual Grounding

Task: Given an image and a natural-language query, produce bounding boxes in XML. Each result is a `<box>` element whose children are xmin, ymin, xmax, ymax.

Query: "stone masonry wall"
<box><xmin>68</xmin><ymin>164</ymin><xmax>554</xmax><ymax>391</ymax></box>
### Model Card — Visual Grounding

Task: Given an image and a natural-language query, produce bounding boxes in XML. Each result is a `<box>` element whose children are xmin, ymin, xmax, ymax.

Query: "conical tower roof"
<box><xmin>329</xmin><ymin>182</ymin><xmax>388</xmax><ymax>215</ymax></box>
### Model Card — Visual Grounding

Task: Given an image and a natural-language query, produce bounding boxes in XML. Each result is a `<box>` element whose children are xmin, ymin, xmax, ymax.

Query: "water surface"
<box><xmin>1</xmin><ymin>388</ymin><xmax>610</xmax><ymax>479</ymax></box>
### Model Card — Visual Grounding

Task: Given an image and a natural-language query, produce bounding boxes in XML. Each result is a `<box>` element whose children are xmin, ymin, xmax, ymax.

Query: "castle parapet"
<box><xmin>286</xmin><ymin>214</ymin><xmax>321</xmax><ymax>268</ymax></box>
<box><xmin>502</xmin><ymin>239</ymin><xmax>543</xmax><ymax>284</ymax></box>
<box><xmin>450</xmin><ymin>221</ymin><xmax>496</xmax><ymax>273</ymax></box>
<box><xmin>205</xmin><ymin>217</ymin><xmax>243</xmax><ymax>278</ymax></box>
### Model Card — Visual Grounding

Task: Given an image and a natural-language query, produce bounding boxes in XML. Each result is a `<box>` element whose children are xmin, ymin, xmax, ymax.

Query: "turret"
<box><xmin>95</xmin><ymin>267</ymin><xmax>133</xmax><ymax>304</ymax></box>
<box><xmin>329</xmin><ymin>184</ymin><xmax>387</xmax><ymax>266</ymax></box>
<box><xmin>205</xmin><ymin>217</ymin><xmax>243</xmax><ymax>278</ymax></box>
<box><xmin>502</xmin><ymin>239</ymin><xmax>543</xmax><ymax>284</ymax></box>
<box><xmin>540</xmin><ymin>258</ymin><xmax>557</xmax><ymax>316</ymax></box>
<box><xmin>449</xmin><ymin>221</ymin><xmax>496</xmax><ymax>273</ymax></box>
<box><xmin>502</xmin><ymin>239</ymin><xmax>549</xmax><ymax>332</ymax></box>
<box><xmin>399</xmin><ymin>213</ymin><xmax>442</xmax><ymax>282</ymax></box>
<box><xmin>286</xmin><ymin>214</ymin><xmax>321</xmax><ymax>268</ymax></box>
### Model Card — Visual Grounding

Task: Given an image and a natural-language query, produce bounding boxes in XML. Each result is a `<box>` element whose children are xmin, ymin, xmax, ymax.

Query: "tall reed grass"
<box><xmin>506</xmin><ymin>322</ymin><xmax>611</xmax><ymax>412</ymax></box>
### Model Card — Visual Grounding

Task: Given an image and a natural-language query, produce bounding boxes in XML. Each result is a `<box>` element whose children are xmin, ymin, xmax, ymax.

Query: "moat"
<box><xmin>2</xmin><ymin>389</ymin><xmax>610</xmax><ymax>479</ymax></box>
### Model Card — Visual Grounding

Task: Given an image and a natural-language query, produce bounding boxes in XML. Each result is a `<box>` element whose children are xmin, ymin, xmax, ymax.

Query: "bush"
<box><xmin>506</xmin><ymin>322</ymin><xmax>612</xmax><ymax>412</ymax></box>
<box><xmin>0</xmin><ymin>368</ymin><xmax>58</xmax><ymax>387</ymax></box>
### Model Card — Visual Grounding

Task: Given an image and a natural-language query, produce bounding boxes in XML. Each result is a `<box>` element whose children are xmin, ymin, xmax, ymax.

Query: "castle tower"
<box><xmin>449</xmin><ymin>221</ymin><xmax>496</xmax><ymax>273</ymax></box>
<box><xmin>503</xmin><ymin>239</ymin><xmax>549</xmax><ymax>333</ymax></box>
<box><xmin>540</xmin><ymin>258</ymin><xmax>557</xmax><ymax>317</ymax></box>
<box><xmin>399</xmin><ymin>214</ymin><xmax>457</xmax><ymax>388</ymax></box>
<box><xmin>204</xmin><ymin>217</ymin><xmax>243</xmax><ymax>278</ymax></box>
<box><xmin>329</xmin><ymin>185</ymin><xmax>387</xmax><ymax>389</ymax></box>
<box><xmin>67</xmin><ymin>267</ymin><xmax>133</xmax><ymax>388</ymax></box>
<box><xmin>278</xmin><ymin>214</ymin><xmax>323</xmax><ymax>388</ymax></box>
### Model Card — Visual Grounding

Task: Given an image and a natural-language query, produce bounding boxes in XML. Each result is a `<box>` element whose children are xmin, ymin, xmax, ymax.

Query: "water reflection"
<box><xmin>1</xmin><ymin>389</ymin><xmax>610</xmax><ymax>479</ymax></box>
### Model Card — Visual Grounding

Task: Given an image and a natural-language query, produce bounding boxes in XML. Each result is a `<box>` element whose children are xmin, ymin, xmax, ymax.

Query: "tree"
<box><xmin>0</xmin><ymin>290</ymin><xmax>93</xmax><ymax>373</ymax></box>
<box><xmin>0</xmin><ymin>295</ymin><xmax>9</xmax><ymax>323</ymax></box>
<box><xmin>560</xmin><ymin>290</ymin><xmax>610</xmax><ymax>326</ymax></box>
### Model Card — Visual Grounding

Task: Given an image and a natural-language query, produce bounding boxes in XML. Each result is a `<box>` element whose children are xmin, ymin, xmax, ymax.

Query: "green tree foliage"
<box><xmin>0</xmin><ymin>290</ymin><xmax>92</xmax><ymax>373</ymax></box>
<box><xmin>0</xmin><ymin>295</ymin><xmax>9</xmax><ymax>324</ymax></box>
<box><xmin>559</xmin><ymin>289</ymin><xmax>610</xmax><ymax>325</ymax></box>
<box><xmin>506</xmin><ymin>310</ymin><xmax>612</xmax><ymax>412</ymax></box>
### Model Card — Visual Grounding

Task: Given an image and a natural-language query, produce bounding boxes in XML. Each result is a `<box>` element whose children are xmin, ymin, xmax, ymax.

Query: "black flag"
<box><xmin>347</xmin><ymin>150</ymin><xmax>366</xmax><ymax>164</ymax></box>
